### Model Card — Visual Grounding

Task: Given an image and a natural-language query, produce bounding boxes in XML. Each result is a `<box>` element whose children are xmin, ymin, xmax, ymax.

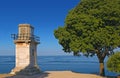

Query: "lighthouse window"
<box><xmin>32</xmin><ymin>49</ymin><xmax>34</xmax><ymax>56</ymax></box>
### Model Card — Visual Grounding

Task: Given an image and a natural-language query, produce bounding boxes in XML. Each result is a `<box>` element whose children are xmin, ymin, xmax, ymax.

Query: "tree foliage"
<box><xmin>107</xmin><ymin>52</ymin><xmax>120</xmax><ymax>73</ymax></box>
<box><xmin>54</xmin><ymin>0</ymin><xmax>120</xmax><ymax>76</ymax></box>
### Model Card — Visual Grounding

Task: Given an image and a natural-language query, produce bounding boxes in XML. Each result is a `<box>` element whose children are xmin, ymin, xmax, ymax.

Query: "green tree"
<box><xmin>107</xmin><ymin>52</ymin><xmax>120</xmax><ymax>73</ymax></box>
<box><xmin>54</xmin><ymin>0</ymin><xmax>120</xmax><ymax>76</ymax></box>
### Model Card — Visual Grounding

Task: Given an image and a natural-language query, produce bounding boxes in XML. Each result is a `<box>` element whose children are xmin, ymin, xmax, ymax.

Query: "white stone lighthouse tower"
<box><xmin>11</xmin><ymin>24</ymin><xmax>40</xmax><ymax>75</ymax></box>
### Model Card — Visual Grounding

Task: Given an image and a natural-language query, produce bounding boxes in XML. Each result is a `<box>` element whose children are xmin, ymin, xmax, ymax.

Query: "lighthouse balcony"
<box><xmin>11</xmin><ymin>34</ymin><xmax>40</xmax><ymax>43</ymax></box>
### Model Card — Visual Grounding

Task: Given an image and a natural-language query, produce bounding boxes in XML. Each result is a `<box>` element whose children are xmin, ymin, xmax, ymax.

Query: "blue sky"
<box><xmin>0</xmin><ymin>0</ymin><xmax>80</xmax><ymax>56</ymax></box>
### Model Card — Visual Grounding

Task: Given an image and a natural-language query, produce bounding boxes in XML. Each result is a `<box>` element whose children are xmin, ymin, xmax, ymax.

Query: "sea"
<box><xmin>0</xmin><ymin>56</ymin><xmax>118</xmax><ymax>76</ymax></box>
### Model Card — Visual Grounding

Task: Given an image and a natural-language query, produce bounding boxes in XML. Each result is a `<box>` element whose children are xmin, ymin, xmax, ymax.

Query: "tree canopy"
<box><xmin>54</xmin><ymin>0</ymin><xmax>120</xmax><ymax>76</ymax></box>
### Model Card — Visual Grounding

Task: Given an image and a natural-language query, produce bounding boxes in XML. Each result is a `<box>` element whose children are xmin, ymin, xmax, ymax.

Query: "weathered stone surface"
<box><xmin>11</xmin><ymin>66</ymin><xmax>41</xmax><ymax>75</ymax></box>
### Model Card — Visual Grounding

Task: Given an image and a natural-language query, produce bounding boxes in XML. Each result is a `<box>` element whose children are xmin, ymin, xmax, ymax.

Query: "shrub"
<box><xmin>107</xmin><ymin>52</ymin><xmax>120</xmax><ymax>73</ymax></box>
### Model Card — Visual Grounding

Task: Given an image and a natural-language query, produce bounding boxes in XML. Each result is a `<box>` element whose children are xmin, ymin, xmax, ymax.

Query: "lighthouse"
<box><xmin>11</xmin><ymin>24</ymin><xmax>40</xmax><ymax>75</ymax></box>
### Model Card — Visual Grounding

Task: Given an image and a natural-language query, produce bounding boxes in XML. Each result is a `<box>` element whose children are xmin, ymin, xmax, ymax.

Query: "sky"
<box><xmin>0</xmin><ymin>0</ymin><xmax>80</xmax><ymax>56</ymax></box>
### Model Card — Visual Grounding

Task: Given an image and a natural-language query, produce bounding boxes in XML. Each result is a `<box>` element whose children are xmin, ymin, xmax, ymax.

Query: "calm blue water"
<box><xmin>0</xmin><ymin>56</ymin><xmax>118</xmax><ymax>76</ymax></box>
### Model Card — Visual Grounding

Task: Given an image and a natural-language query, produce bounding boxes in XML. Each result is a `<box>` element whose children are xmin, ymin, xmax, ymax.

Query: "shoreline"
<box><xmin>0</xmin><ymin>71</ymin><xmax>105</xmax><ymax>78</ymax></box>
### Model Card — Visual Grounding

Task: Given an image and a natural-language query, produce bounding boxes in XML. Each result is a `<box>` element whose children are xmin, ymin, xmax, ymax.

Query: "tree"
<box><xmin>54</xmin><ymin>0</ymin><xmax>120</xmax><ymax>76</ymax></box>
<box><xmin>107</xmin><ymin>52</ymin><xmax>120</xmax><ymax>73</ymax></box>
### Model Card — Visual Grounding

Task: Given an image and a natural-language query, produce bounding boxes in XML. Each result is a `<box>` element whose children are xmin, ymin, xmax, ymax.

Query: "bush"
<box><xmin>107</xmin><ymin>52</ymin><xmax>120</xmax><ymax>73</ymax></box>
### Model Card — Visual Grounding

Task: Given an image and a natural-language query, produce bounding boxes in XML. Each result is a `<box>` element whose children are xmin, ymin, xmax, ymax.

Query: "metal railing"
<box><xmin>11</xmin><ymin>34</ymin><xmax>40</xmax><ymax>42</ymax></box>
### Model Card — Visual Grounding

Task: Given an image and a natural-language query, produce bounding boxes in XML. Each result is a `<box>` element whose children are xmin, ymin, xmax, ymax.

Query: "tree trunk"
<box><xmin>99</xmin><ymin>61</ymin><xmax>105</xmax><ymax>76</ymax></box>
<box><xmin>96</xmin><ymin>49</ymin><xmax>107</xmax><ymax>76</ymax></box>
<box><xmin>118</xmin><ymin>75</ymin><xmax>120</xmax><ymax>78</ymax></box>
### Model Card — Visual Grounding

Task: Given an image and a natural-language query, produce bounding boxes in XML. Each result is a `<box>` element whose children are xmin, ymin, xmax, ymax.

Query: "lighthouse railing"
<box><xmin>11</xmin><ymin>34</ymin><xmax>40</xmax><ymax>42</ymax></box>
